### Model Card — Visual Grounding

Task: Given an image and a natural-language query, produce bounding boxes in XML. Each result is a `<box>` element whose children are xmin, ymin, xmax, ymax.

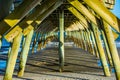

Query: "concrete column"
<box><xmin>4</xmin><ymin>32</ymin><xmax>23</xmax><ymax>80</ymax></box>
<box><xmin>91</xmin><ymin>22</ymin><xmax>111</xmax><ymax>76</ymax></box>
<box><xmin>59</xmin><ymin>9</ymin><xmax>64</xmax><ymax>72</ymax></box>
<box><xmin>18</xmin><ymin>29</ymin><xmax>34</xmax><ymax>77</ymax></box>
<box><xmin>103</xmin><ymin>21</ymin><xmax>120</xmax><ymax>80</ymax></box>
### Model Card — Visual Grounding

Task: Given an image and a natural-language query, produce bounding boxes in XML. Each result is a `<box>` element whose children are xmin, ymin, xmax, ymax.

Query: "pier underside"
<box><xmin>0</xmin><ymin>0</ymin><xmax>120</xmax><ymax>80</ymax></box>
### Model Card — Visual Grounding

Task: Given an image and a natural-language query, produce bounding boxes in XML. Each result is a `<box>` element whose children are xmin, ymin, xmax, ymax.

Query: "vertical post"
<box><xmin>37</xmin><ymin>37</ymin><xmax>42</xmax><ymax>51</ymax></box>
<box><xmin>59</xmin><ymin>9</ymin><xmax>64</xmax><ymax>72</ymax></box>
<box><xmin>103</xmin><ymin>21</ymin><xmax>120</xmax><ymax>80</ymax></box>
<box><xmin>101</xmin><ymin>30</ymin><xmax>113</xmax><ymax>67</ymax></box>
<box><xmin>82</xmin><ymin>31</ymin><xmax>87</xmax><ymax>50</ymax></box>
<box><xmin>32</xmin><ymin>32</ymin><xmax>37</xmax><ymax>53</ymax></box>
<box><xmin>18</xmin><ymin>29</ymin><xmax>34</xmax><ymax>77</ymax></box>
<box><xmin>43</xmin><ymin>34</ymin><xmax>47</xmax><ymax>48</ymax></box>
<box><xmin>4</xmin><ymin>32</ymin><xmax>23</xmax><ymax>80</ymax></box>
<box><xmin>91</xmin><ymin>22</ymin><xmax>111</xmax><ymax>76</ymax></box>
<box><xmin>79</xmin><ymin>31</ymin><xmax>84</xmax><ymax>49</ymax></box>
<box><xmin>87</xmin><ymin>31</ymin><xmax>94</xmax><ymax>55</ymax></box>
<box><xmin>90</xmin><ymin>31</ymin><xmax>99</xmax><ymax>58</ymax></box>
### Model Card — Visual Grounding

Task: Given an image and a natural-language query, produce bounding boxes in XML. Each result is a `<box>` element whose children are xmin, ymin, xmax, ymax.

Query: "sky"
<box><xmin>111</xmin><ymin>0</ymin><xmax>120</xmax><ymax>19</ymax></box>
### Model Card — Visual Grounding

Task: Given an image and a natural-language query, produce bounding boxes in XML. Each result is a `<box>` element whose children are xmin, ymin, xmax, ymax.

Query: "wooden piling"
<box><xmin>91</xmin><ymin>22</ymin><xmax>111</xmax><ymax>76</ymax></box>
<box><xmin>102</xmin><ymin>21</ymin><xmax>120</xmax><ymax>80</ymax></box>
<box><xmin>59</xmin><ymin>9</ymin><xmax>65</xmax><ymax>72</ymax></box>
<box><xmin>101</xmin><ymin>30</ymin><xmax>113</xmax><ymax>67</ymax></box>
<box><xmin>90</xmin><ymin>31</ymin><xmax>99</xmax><ymax>58</ymax></box>
<box><xmin>18</xmin><ymin>30</ymin><xmax>34</xmax><ymax>77</ymax></box>
<box><xmin>3</xmin><ymin>32</ymin><xmax>22</xmax><ymax>80</ymax></box>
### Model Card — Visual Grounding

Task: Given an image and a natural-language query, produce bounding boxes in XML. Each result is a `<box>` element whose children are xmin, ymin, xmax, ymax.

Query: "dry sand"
<box><xmin>0</xmin><ymin>46</ymin><xmax>117</xmax><ymax>80</ymax></box>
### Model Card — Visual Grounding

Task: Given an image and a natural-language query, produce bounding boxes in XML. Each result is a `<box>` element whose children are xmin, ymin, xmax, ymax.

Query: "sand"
<box><xmin>0</xmin><ymin>46</ymin><xmax>117</xmax><ymax>80</ymax></box>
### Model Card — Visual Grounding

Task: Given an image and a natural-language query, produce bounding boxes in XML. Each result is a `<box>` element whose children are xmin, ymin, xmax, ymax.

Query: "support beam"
<box><xmin>3</xmin><ymin>32</ymin><xmax>22</xmax><ymax>80</ymax></box>
<box><xmin>86</xmin><ymin>31</ymin><xmax>94</xmax><ymax>54</ymax></box>
<box><xmin>32</xmin><ymin>33</ymin><xmax>40</xmax><ymax>53</ymax></box>
<box><xmin>80</xmin><ymin>30</ymin><xmax>86</xmax><ymax>50</ymax></box>
<box><xmin>102</xmin><ymin>21</ymin><xmax>120</xmax><ymax>80</ymax></box>
<box><xmin>5</xmin><ymin>0</ymin><xmax>63</xmax><ymax>42</ymax></box>
<box><xmin>59</xmin><ymin>9</ymin><xmax>64</xmax><ymax>72</ymax></box>
<box><xmin>82</xmin><ymin>0</ymin><xmax>120</xmax><ymax>32</ymax></box>
<box><xmin>66</xmin><ymin>1</ymin><xmax>119</xmax><ymax>39</ymax></box>
<box><xmin>90</xmin><ymin>31</ymin><xmax>99</xmax><ymax>58</ymax></box>
<box><xmin>67</xmin><ymin>5</ymin><xmax>89</xmax><ymax>28</ymax></box>
<box><xmin>18</xmin><ymin>30</ymin><xmax>33</xmax><ymax>77</ymax></box>
<box><xmin>101</xmin><ymin>30</ymin><xmax>113</xmax><ymax>67</ymax></box>
<box><xmin>91</xmin><ymin>22</ymin><xmax>111</xmax><ymax>76</ymax></box>
<box><xmin>0</xmin><ymin>0</ymin><xmax>42</xmax><ymax>38</ymax></box>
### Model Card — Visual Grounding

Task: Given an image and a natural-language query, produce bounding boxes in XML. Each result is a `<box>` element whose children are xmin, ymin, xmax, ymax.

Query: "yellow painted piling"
<box><xmin>18</xmin><ymin>30</ymin><xmax>34</xmax><ymax>77</ymax></box>
<box><xmin>91</xmin><ymin>22</ymin><xmax>111</xmax><ymax>76</ymax></box>
<box><xmin>67</xmin><ymin>0</ymin><xmax>119</xmax><ymax>40</ymax></box>
<box><xmin>101</xmin><ymin>30</ymin><xmax>113</xmax><ymax>67</ymax></box>
<box><xmin>3</xmin><ymin>32</ymin><xmax>23</xmax><ymax>80</ymax></box>
<box><xmin>103</xmin><ymin>21</ymin><xmax>120</xmax><ymax>80</ymax></box>
<box><xmin>59</xmin><ymin>9</ymin><xmax>65</xmax><ymax>72</ymax></box>
<box><xmin>90</xmin><ymin>31</ymin><xmax>99</xmax><ymax>58</ymax></box>
<box><xmin>87</xmin><ymin>31</ymin><xmax>95</xmax><ymax>55</ymax></box>
<box><xmin>80</xmin><ymin>31</ymin><xmax>86</xmax><ymax>49</ymax></box>
<box><xmin>82</xmin><ymin>0</ymin><xmax>120</xmax><ymax>32</ymax></box>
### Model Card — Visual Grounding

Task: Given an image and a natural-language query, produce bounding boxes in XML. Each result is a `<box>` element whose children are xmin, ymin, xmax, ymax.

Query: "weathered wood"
<box><xmin>101</xmin><ymin>30</ymin><xmax>113</xmax><ymax>67</ymax></box>
<box><xmin>0</xmin><ymin>0</ymin><xmax>42</xmax><ymax>38</ymax></box>
<box><xmin>34</xmin><ymin>0</ymin><xmax>63</xmax><ymax>31</ymax></box>
<box><xmin>86</xmin><ymin>31</ymin><xmax>94</xmax><ymax>55</ymax></box>
<box><xmin>67</xmin><ymin>0</ymin><xmax>119</xmax><ymax>40</ymax></box>
<box><xmin>91</xmin><ymin>22</ymin><xmax>111</xmax><ymax>76</ymax></box>
<box><xmin>82</xmin><ymin>0</ymin><xmax>120</xmax><ymax>32</ymax></box>
<box><xmin>4</xmin><ymin>0</ymin><xmax>57</xmax><ymax>42</ymax></box>
<box><xmin>80</xmin><ymin>30</ymin><xmax>86</xmax><ymax>50</ymax></box>
<box><xmin>90</xmin><ymin>31</ymin><xmax>99</xmax><ymax>58</ymax></box>
<box><xmin>67</xmin><ymin>5</ymin><xmax>89</xmax><ymax>29</ymax></box>
<box><xmin>3</xmin><ymin>32</ymin><xmax>22</xmax><ymax>80</ymax></box>
<box><xmin>5</xmin><ymin>0</ymin><xmax>63</xmax><ymax>42</ymax></box>
<box><xmin>18</xmin><ymin>30</ymin><xmax>34</xmax><ymax>77</ymax></box>
<box><xmin>59</xmin><ymin>10</ymin><xmax>65</xmax><ymax>72</ymax></box>
<box><xmin>102</xmin><ymin>21</ymin><xmax>120</xmax><ymax>80</ymax></box>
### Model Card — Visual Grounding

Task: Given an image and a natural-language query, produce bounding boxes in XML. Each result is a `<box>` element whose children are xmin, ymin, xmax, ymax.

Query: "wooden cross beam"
<box><xmin>0</xmin><ymin>0</ymin><xmax>42</xmax><ymax>38</ymax></box>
